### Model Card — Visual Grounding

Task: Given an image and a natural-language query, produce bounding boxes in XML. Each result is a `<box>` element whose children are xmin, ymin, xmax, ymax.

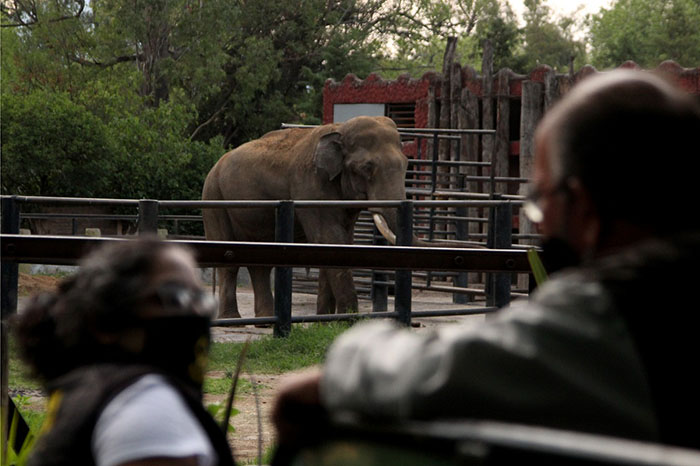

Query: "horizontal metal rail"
<box><xmin>0</xmin><ymin>195</ymin><xmax>140</xmax><ymax>206</ymax></box>
<box><xmin>0</xmin><ymin>235</ymin><xmax>531</xmax><ymax>272</ymax></box>
<box><xmin>307</xmin><ymin>416</ymin><xmax>700</xmax><ymax>466</ymax></box>
<box><xmin>279</xmin><ymin>124</ymin><xmax>496</xmax><ymax>135</ymax></box>
<box><xmin>1</xmin><ymin>195</ymin><xmax>524</xmax><ymax>210</ymax></box>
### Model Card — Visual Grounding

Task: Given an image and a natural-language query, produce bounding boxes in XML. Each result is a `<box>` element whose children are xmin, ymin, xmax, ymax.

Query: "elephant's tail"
<box><xmin>202</xmin><ymin>170</ymin><xmax>235</xmax><ymax>242</ymax></box>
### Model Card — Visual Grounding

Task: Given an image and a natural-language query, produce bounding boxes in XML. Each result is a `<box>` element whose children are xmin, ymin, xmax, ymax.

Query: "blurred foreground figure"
<box><xmin>273</xmin><ymin>70</ymin><xmax>700</xmax><ymax>450</ymax></box>
<box><xmin>14</xmin><ymin>239</ymin><xmax>235</xmax><ymax>466</ymax></box>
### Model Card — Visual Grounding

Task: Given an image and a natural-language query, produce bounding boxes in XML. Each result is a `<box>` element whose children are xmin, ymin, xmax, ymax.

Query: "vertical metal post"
<box><xmin>430</xmin><ymin>133</ymin><xmax>439</xmax><ymax>195</ymax></box>
<box><xmin>427</xmin><ymin>132</ymin><xmax>440</xmax><ymax>287</ymax></box>
<box><xmin>487</xmin><ymin>197</ymin><xmax>512</xmax><ymax>308</ymax></box>
<box><xmin>1</xmin><ymin>196</ymin><xmax>20</xmax><ymax>466</ymax></box>
<box><xmin>453</xmin><ymin>175</ymin><xmax>470</xmax><ymax>304</ymax></box>
<box><xmin>371</xmin><ymin>226</ymin><xmax>388</xmax><ymax>312</ymax></box>
<box><xmin>137</xmin><ymin>199</ymin><xmax>159</xmax><ymax>235</ymax></box>
<box><xmin>394</xmin><ymin>201</ymin><xmax>413</xmax><ymax>326</ymax></box>
<box><xmin>1</xmin><ymin>196</ymin><xmax>20</xmax><ymax>319</ymax></box>
<box><xmin>274</xmin><ymin>201</ymin><xmax>294</xmax><ymax>337</ymax></box>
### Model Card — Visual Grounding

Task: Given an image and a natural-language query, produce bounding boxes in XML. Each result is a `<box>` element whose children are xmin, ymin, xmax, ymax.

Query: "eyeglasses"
<box><xmin>523</xmin><ymin>181</ymin><xmax>570</xmax><ymax>224</ymax></box>
<box><xmin>143</xmin><ymin>281</ymin><xmax>218</xmax><ymax>318</ymax></box>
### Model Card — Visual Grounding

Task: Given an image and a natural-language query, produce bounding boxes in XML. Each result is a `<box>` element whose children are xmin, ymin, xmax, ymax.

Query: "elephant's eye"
<box><xmin>355</xmin><ymin>161</ymin><xmax>376</xmax><ymax>178</ymax></box>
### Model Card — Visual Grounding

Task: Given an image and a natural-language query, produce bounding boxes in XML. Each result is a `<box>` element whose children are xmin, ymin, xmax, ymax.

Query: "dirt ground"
<box><xmin>16</xmin><ymin>273</ymin><xmax>487</xmax><ymax>464</ymax></box>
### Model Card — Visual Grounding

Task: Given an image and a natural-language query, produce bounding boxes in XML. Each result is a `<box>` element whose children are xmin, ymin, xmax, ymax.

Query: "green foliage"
<box><xmin>516</xmin><ymin>0</ymin><xmax>587</xmax><ymax>72</ymax></box>
<box><xmin>4</xmin><ymin>405</ymin><xmax>36</xmax><ymax>466</ymax></box>
<box><xmin>0</xmin><ymin>90</ymin><xmax>115</xmax><ymax>197</ymax></box>
<box><xmin>206</xmin><ymin>402</ymin><xmax>238</xmax><ymax>433</ymax></box>
<box><xmin>0</xmin><ymin>88</ymin><xmax>222</xmax><ymax>201</ymax></box>
<box><xmin>4</xmin><ymin>0</ymin><xmax>697</xmax><ymax>206</ymax></box>
<box><xmin>588</xmin><ymin>0</ymin><xmax>700</xmax><ymax>69</ymax></box>
<box><xmin>377</xmin><ymin>0</ymin><xmax>508</xmax><ymax>77</ymax></box>
<box><xmin>377</xmin><ymin>0</ymin><xmax>586</xmax><ymax>76</ymax></box>
<box><xmin>527</xmin><ymin>248</ymin><xmax>549</xmax><ymax>286</ymax></box>
<box><xmin>194</xmin><ymin>0</ymin><xmax>385</xmax><ymax>148</ymax></box>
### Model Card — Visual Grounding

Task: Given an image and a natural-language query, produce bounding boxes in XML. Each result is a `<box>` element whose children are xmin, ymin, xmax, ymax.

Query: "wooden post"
<box><xmin>447</xmin><ymin>61</ymin><xmax>462</xmax><ymax>235</ymax></box>
<box><xmin>426</xmin><ymin>84</ymin><xmax>437</xmax><ymax>182</ymax></box>
<box><xmin>480</xmin><ymin>39</ymin><xmax>495</xmax><ymax>288</ymax></box>
<box><xmin>459</xmin><ymin>82</ymin><xmax>479</xmax><ymax>176</ymax></box>
<box><xmin>450</xmin><ymin>62</ymin><xmax>462</xmax><ymax>167</ymax></box>
<box><xmin>481</xmin><ymin>39</ymin><xmax>494</xmax><ymax>197</ymax></box>
<box><xmin>518</xmin><ymin>80</ymin><xmax>544</xmax><ymax>289</ymax></box>
<box><xmin>460</xmin><ymin>84</ymin><xmax>482</xmax><ymax>284</ymax></box>
<box><xmin>494</xmin><ymin>69</ymin><xmax>511</xmax><ymax>195</ymax></box>
<box><xmin>544</xmin><ymin>68</ymin><xmax>560</xmax><ymax>110</ymax></box>
<box><xmin>435</xmin><ymin>37</ymin><xmax>457</xmax><ymax>239</ymax></box>
<box><xmin>439</xmin><ymin>37</ymin><xmax>458</xmax><ymax>171</ymax></box>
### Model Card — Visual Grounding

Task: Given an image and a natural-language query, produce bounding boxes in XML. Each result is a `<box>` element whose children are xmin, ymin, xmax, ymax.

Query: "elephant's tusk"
<box><xmin>372</xmin><ymin>213</ymin><xmax>397</xmax><ymax>245</ymax></box>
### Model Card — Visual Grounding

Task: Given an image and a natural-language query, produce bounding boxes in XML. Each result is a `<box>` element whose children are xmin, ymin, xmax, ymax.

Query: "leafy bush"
<box><xmin>1</xmin><ymin>90</ymin><xmax>115</xmax><ymax>197</ymax></box>
<box><xmin>1</xmin><ymin>89</ymin><xmax>223</xmax><ymax>207</ymax></box>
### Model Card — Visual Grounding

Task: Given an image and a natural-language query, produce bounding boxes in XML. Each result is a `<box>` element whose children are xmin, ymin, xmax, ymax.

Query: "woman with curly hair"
<box><xmin>14</xmin><ymin>238</ymin><xmax>235</xmax><ymax>466</ymax></box>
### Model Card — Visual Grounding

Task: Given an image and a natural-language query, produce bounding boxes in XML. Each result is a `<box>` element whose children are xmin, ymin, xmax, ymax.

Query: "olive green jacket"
<box><xmin>321</xmin><ymin>233</ymin><xmax>700</xmax><ymax>448</ymax></box>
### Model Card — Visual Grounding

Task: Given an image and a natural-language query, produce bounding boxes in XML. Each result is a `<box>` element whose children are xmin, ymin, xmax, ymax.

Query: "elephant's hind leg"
<box><xmin>318</xmin><ymin>268</ymin><xmax>358</xmax><ymax>314</ymax></box>
<box><xmin>332</xmin><ymin>268</ymin><xmax>358</xmax><ymax>314</ymax></box>
<box><xmin>218</xmin><ymin>267</ymin><xmax>241</xmax><ymax>318</ymax></box>
<box><xmin>249</xmin><ymin>266</ymin><xmax>274</xmax><ymax>317</ymax></box>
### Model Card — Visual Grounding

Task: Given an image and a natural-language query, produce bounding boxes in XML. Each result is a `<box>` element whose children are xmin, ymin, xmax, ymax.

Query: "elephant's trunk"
<box><xmin>372</xmin><ymin>212</ymin><xmax>487</xmax><ymax>249</ymax></box>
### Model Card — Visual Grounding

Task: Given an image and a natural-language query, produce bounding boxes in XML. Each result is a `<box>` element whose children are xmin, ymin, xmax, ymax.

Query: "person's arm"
<box><xmin>275</xmin><ymin>279</ymin><xmax>657</xmax><ymax>443</ymax></box>
<box><xmin>272</xmin><ymin>368</ymin><xmax>326</xmax><ymax>447</ymax></box>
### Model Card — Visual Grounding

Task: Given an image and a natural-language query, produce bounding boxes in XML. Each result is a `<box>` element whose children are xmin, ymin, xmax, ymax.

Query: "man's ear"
<box><xmin>314</xmin><ymin>132</ymin><xmax>344</xmax><ymax>180</ymax></box>
<box><xmin>567</xmin><ymin>178</ymin><xmax>601</xmax><ymax>253</ymax></box>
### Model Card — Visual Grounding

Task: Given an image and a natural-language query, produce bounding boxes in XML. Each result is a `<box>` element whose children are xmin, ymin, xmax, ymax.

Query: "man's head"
<box><xmin>530</xmin><ymin>69</ymin><xmax>700</xmax><ymax>266</ymax></box>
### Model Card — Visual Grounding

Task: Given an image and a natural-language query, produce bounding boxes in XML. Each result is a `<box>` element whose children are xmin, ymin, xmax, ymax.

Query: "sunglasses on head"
<box><xmin>142</xmin><ymin>281</ymin><xmax>218</xmax><ymax>318</ymax></box>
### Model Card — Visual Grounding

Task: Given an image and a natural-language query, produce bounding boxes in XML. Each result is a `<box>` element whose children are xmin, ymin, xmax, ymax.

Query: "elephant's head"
<box><xmin>314</xmin><ymin>116</ymin><xmax>408</xmax><ymax>242</ymax></box>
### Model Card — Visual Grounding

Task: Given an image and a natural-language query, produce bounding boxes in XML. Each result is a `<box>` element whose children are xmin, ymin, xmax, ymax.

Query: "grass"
<box><xmin>208</xmin><ymin>322</ymin><xmax>352</xmax><ymax>373</ymax></box>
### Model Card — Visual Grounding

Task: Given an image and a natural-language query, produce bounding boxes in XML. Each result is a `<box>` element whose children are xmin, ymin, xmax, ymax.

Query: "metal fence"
<box><xmin>1</xmin><ymin>195</ymin><xmax>533</xmax><ymax>332</ymax></box>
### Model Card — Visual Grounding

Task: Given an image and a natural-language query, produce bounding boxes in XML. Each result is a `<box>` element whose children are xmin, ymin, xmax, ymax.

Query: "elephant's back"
<box><xmin>222</xmin><ymin>128</ymin><xmax>315</xmax><ymax>169</ymax></box>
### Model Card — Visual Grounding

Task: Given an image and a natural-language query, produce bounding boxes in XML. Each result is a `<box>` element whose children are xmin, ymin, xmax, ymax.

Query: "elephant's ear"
<box><xmin>314</xmin><ymin>132</ymin><xmax>344</xmax><ymax>181</ymax></box>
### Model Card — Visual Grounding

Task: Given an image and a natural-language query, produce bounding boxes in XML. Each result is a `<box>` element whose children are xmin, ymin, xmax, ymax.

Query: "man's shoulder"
<box><xmin>528</xmin><ymin>267</ymin><xmax>611</xmax><ymax>315</ymax></box>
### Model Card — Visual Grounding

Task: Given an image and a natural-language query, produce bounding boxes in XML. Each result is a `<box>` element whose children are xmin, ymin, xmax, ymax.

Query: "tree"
<box><xmin>1</xmin><ymin>1</ymin><xmax>99</xmax><ymax>95</ymax></box>
<box><xmin>515</xmin><ymin>0</ymin><xmax>587</xmax><ymax>73</ymax></box>
<box><xmin>376</xmin><ymin>0</ymin><xmax>518</xmax><ymax>77</ymax></box>
<box><xmin>468</xmin><ymin>0</ymin><xmax>522</xmax><ymax>72</ymax></box>
<box><xmin>588</xmin><ymin>0</ymin><xmax>700</xmax><ymax>69</ymax></box>
<box><xmin>1</xmin><ymin>0</ymin><xmax>226</xmax><ymax>204</ymax></box>
<box><xmin>192</xmin><ymin>0</ymin><xmax>390</xmax><ymax>148</ymax></box>
<box><xmin>1</xmin><ymin>90</ymin><xmax>115</xmax><ymax>197</ymax></box>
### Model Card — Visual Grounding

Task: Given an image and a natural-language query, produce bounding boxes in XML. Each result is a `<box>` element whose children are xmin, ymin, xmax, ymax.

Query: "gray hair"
<box><xmin>536</xmin><ymin>69</ymin><xmax>700</xmax><ymax>234</ymax></box>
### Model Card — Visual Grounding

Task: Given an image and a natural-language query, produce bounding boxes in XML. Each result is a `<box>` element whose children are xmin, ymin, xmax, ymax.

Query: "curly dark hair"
<box><xmin>13</xmin><ymin>238</ymin><xmax>194</xmax><ymax>382</ymax></box>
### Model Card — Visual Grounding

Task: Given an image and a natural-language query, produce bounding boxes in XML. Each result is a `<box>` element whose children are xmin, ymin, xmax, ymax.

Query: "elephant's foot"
<box><xmin>334</xmin><ymin>288</ymin><xmax>358</xmax><ymax>314</ymax></box>
<box><xmin>336</xmin><ymin>299</ymin><xmax>358</xmax><ymax>314</ymax></box>
<box><xmin>219</xmin><ymin>307</ymin><xmax>242</xmax><ymax>319</ymax></box>
<box><xmin>316</xmin><ymin>297</ymin><xmax>336</xmax><ymax>315</ymax></box>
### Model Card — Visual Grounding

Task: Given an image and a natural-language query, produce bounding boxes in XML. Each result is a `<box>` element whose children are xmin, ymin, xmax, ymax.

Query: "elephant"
<box><xmin>202</xmin><ymin>115</ymin><xmax>480</xmax><ymax>318</ymax></box>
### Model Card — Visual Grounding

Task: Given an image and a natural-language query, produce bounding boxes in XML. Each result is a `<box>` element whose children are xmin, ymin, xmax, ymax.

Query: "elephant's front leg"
<box><xmin>218</xmin><ymin>267</ymin><xmax>241</xmax><ymax>318</ymax></box>
<box><xmin>317</xmin><ymin>269</ymin><xmax>337</xmax><ymax>314</ymax></box>
<box><xmin>325</xmin><ymin>268</ymin><xmax>358</xmax><ymax>314</ymax></box>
